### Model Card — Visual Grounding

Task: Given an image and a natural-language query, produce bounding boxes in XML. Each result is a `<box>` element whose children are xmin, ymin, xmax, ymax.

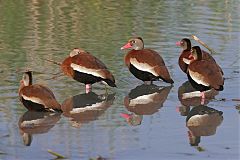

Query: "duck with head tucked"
<box><xmin>61</xmin><ymin>48</ymin><xmax>116</xmax><ymax>93</ymax></box>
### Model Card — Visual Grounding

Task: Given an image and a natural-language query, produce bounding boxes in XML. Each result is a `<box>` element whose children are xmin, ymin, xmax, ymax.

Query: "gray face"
<box><xmin>181</xmin><ymin>40</ymin><xmax>188</xmax><ymax>50</ymax></box>
<box><xmin>129</xmin><ymin>38</ymin><xmax>144</xmax><ymax>50</ymax></box>
<box><xmin>22</xmin><ymin>73</ymin><xmax>30</xmax><ymax>86</ymax></box>
<box><xmin>190</xmin><ymin>48</ymin><xmax>198</xmax><ymax>60</ymax></box>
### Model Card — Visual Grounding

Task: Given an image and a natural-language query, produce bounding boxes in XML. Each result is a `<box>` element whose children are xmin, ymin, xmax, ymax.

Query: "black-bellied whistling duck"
<box><xmin>176</xmin><ymin>38</ymin><xmax>223</xmax><ymax>75</ymax></box>
<box><xmin>121</xmin><ymin>37</ymin><xmax>174</xmax><ymax>84</ymax></box>
<box><xmin>18</xmin><ymin>71</ymin><xmax>61</xmax><ymax>112</ymax></box>
<box><xmin>186</xmin><ymin>105</ymin><xmax>223</xmax><ymax>146</ymax></box>
<box><xmin>61</xmin><ymin>48</ymin><xmax>116</xmax><ymax>93</ymax></box>
<box><xmin>184</xmin><ymin>46</ymin><xmax>224</xmax><ymax>104</ymax></box>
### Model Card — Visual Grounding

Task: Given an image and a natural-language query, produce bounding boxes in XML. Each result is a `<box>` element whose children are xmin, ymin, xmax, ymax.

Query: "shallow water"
<box><xmin>0</xmin><ymin>0</ymin><xmax>239</xmax><ymax>160</ymax></box>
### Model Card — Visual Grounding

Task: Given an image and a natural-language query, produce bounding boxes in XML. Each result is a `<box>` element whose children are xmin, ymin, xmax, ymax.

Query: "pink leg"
<box><xmin>200</xmin><ymin>91</ymin><xmax>205</xmax><ymax>105</ymax></box>
<box><xmin>85</xmin><ymin>84</ymin><xmax>92</xmax><ymax>93</ymax></box>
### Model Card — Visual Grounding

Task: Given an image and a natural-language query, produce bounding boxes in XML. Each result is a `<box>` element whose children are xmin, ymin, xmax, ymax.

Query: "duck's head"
<box><xmin>176</xmin><ymin>38</ymin><xmax>191</xmax><ymax>51</ymax></box>
<box><xmin>69</xmin><ymin>48</ymin><xmax>85</xmax><ymax>57</ymax></box>
<box><xmin>21</xmin><ymin>71</ymin><xmax>33</xmax><ymax>87</ymax></box>
<box><xmin>121</xmin><ymin>37</ymin><xmax>144</xmax><ymax>50</ymax></box>
<box><xmin>191</xmin><ymin>46</ymin><xmax>203</xmax><ymax>61</ymax></box>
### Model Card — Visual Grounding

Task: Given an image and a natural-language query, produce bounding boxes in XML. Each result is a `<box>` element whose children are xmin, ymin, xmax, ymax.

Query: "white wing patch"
<box><xmin>189</xmin><ymin>70</ymin><xmax>209</xmax><ymax>86</ymax></box>
<box><xmin>21</xmin><ymin>119</ymin><xmax>46</xmax><ymax>127</ymax></box>
<box><xmin>70</xmin><ymin>102</ymin><xmax>104</xmax><ymax>114</ymax></box>
<box><xmin>129</xmin><ymin>92</ymin><xmax>158</xmax><ymax>106</ymax></box>
<box><xmin>22</xmin><ymin>95</ymin><xmax>45</xmax><ymax>106</ymax></box>
<box><xmin>70</xmin><ymin>63</ymin><xmax>106</xmax><ymax>79</ymax></box>
<box><xmin>130</xmin><ymin>58</ymin><xmax>158</xmax><ymax>76</ymax></box>
<box><xmin>183</xmin><ymin>58</ymin><xmax>192</xmax><ymax>64</ymax></box>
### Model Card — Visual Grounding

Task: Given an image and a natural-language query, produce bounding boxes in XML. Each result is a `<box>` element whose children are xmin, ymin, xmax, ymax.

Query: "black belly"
<box><xmin>129</xmin><ymin>63</ymin><xmax>158</xmax><ymax>81</ymax></box>
<box><xmin>21</xmin><ymin>98</ymin><xmax>46</xmax><ymax>111</ymax></box>
<box><xmin>73</xmin><ymin>71</ymin><xmax>103</xmax><ymax>84</ymax></box>
<box><xmin>187</xmin><ymin>73</ymin><xmax>210</xmax><ymax>92</ymax></box>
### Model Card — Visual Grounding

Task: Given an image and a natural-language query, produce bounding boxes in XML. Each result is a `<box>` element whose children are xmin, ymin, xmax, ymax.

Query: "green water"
<box><xmin>0</xmin><ymin>1</ymin><xmax>239</xmax><ymax>160</ymax></box>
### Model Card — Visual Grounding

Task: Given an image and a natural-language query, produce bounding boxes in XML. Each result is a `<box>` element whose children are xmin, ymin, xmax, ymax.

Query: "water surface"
<box><xmin>0</xmin><ymin>0</ymin><xmax>239</xmax><ymax>160</ymax></box>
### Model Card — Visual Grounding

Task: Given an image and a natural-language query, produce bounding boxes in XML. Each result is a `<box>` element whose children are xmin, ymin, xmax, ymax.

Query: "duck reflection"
<box><xmin>186</xmin><ymin>105</ymin><xmax>223</xmax><ymax>147</ymax></box>
<box><xmin>121</xmin><ymin>84</ymin><xmax>172</xmax><ymax>126</ymax></box>
<box><xmin>61</xmin><ymin>92</ymin><xmax>115</xmax><ymax>128</ymax></box>
<box><xmin>178</xmin><ymin>81</ymin><xmax>219</xmax><ymax>116</ymax></box>
<box><xmin>18</xmin><ymin>111</ymin><xmax>61</xmax><ymax>146</ymax></box>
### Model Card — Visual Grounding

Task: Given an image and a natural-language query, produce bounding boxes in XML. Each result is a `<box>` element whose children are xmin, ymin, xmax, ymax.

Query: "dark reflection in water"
<box><xmin>61</xmin><ymin>92</ymin><xmax>115</xmax><ymax>128</ymax></box>
<box><xmin>178</xmin><ymin>81</ymin><xmax>219</xmax><ymax>116</ymax></box>
<box><xmin>186</xmin><ymin>105</ymin><xmax>223</xmax><ymax>147</ymax></box>
<box><xmin>121</xmin><ymin>84</ymin><xmax>172</xmax><ymax>126</ymax></box>
<box><xmin>18</xmin><ymin>111</ymin><xmax>61</xmax><ymax>146</ymax></box>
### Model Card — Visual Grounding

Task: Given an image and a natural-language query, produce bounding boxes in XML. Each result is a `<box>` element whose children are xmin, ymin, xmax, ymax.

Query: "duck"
<box><xmin>176</xmin><ymin>38</ymin><xmax>223</xmax><ymax>75</ymax></box>
<box><xmin>18</xmin><ymin>71</ymin><xmax>62</xmax><ymax>112</ymax></box>
<box><xmin>121</xmin><ymin>37</ymin><xmax>174</xmax><ymax>84</ymax></box>
<box><xmin>61</xmin><ymin>48</ymin><xmax>116</xmax><ymax>93</ymax></box>
<box><xmin>184</xmin><ymin>46</ymin><xmax>224</xmax><ymax>103</ymax></box>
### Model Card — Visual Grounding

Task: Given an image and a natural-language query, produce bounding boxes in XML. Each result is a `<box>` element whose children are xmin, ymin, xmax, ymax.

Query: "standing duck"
<box><xmin>18</xmin><ymin>71</ymin><xmax>61</xmax><ymax>112</ymax></box>
<box><xmin>176</xmin><ymin>38</ymin><xmax>223</xmax><ymax>75</ymax></box>
<box><xmin>185</xmin><ymin>46</ymin><xmax>224</xmax><ymax>103</ymax></box>
<box><xmin>61</xmin><ymin>48</ymin><xmax>116</xmax><ymax>93</ymax></box>
<box><xmin>121</xmin><ymin>37</ymin><xmax>174</xmax><ymax>84</ymax></box>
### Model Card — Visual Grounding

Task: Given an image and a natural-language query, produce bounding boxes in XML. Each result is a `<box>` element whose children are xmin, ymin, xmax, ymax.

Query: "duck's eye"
<box><xmin>131</xmin><ymin>40</ymin><xmax>136</xmax><ymax>44</ymax></box>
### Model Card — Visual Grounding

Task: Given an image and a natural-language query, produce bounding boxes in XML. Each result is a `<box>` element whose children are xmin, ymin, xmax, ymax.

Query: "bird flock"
<box><xmin>18</xmin><ymin>37</ymin><xmax>224</xmax><ymax>112</ymax></box>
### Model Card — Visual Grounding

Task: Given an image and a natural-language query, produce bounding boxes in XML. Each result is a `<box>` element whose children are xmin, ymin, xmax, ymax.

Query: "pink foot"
<box><xmin>188</xmin><ymin>130</ymin><xmax>193</xmax><ymax>138</ymax></box>
<box><xmin>176</xmin><ymin>106</ymin><xmax>180</xmax><ymax>112</ymax></box>
<box><xmin>85</xmin><ymin>84</ymin><xmax>92</xmax><ymax>93</ymax></box>
<box><xmin>120</xmin><ymin>113</ymin><xmax>131</xmax><ymax>120</ymax></box>
<box><xmin>200</xmin><ymin>92</ymin><xmax>205</xmax><ymax>105</ymax></box>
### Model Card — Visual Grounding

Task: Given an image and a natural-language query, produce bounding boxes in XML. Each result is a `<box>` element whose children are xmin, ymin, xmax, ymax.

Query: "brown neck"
<box><xmin>19</xmin><ymin>81</ymin><xmax>25</xmax><ymax>93</ymax></box>
<box><xmin>184</xmin><ymin>39</ymin><xmax>192</xmax><ymax>51</ymax></box>
<box><xmin>25</xmin><ymin>71</ymin><xmax>33</xmax><ymax>86</ymax></box>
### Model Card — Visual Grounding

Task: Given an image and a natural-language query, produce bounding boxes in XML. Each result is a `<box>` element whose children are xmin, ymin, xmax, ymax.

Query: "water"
<box><xmin>0</xmin><ymin>0</ymin><xmax>239</xmax><ymax>159</ymax></box>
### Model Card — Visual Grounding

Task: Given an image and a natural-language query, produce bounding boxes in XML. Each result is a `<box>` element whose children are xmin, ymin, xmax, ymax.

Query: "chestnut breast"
<box><xmin>61</xmin><ymin>57</ymin><xmax>74</xmax><ymax>77</ymax></box>
<box><xmin>179</xmin><ymin>50</ymin><xmax>191</xmax><ymax>73</ymax></box>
